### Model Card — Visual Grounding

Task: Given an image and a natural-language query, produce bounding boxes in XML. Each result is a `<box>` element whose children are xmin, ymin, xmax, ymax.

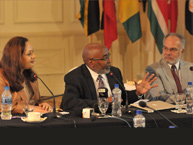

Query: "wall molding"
<box><xmin>13</xmin><ymin>0</ymin><xmax>63</xmax><ymax>24</ymax></box>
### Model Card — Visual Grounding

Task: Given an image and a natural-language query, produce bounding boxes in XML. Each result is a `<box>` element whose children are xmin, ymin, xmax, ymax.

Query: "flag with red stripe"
<box><xmin>103</xmin><ymin>0</ymin><xmax>117</xmax><ymax>49</ymax></box>
<box><xmin>168</xmin><ymin>0</ymin><xmax>178</xmax><ymax>33</ymax></box>
<box><xmin>148</xmin><ymin>0</ymin><xmax>178</xmax><ymax>53</ymax></box>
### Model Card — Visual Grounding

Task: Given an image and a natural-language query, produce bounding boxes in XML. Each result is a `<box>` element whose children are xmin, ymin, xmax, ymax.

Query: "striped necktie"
<box><xmin>97</xmin><ymin>75</ymin><xmax>104</xmax><ymax>88</ymax></box>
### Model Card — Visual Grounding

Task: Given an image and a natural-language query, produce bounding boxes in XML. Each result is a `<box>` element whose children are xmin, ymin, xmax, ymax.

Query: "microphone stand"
<box><xmin>37</xmin><ymin>76</ymin><xmax>62</xmax><ymax>119</ymax></box>
<box><xmin>121</xmin><ymin>91</ymin><xmax>129</xmax><ymax>114</ymax></box>
<box><xmin>153</xmin><ymin>108</ymin><xmax>178</xmax><ymax>128</ymax></box>
<box><xmin>139</xmin><ymin>101</ymin><xmax>178</xmax><ymax>128</ymax></box>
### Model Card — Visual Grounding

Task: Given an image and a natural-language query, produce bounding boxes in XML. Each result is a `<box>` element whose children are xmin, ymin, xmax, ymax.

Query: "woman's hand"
<box><xmin>33</xmin><ymin>103</ymin><xmax>52</xmax><ymax>113</ymax></box>
<box><xmin>39</xmin><ymin>103</ymin><xmax>52</xmax><ymax>111</ymax></box>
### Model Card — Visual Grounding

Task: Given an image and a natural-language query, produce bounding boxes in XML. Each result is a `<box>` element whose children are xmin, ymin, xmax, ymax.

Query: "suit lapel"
<box><xmin>30</xmin><ymin>81</ymin><xmax>40</xmax><ymax>103</ymax></box>
<box><xmin>180</xmin><ymin>61</ymin><xmax>187</xmax><ymax>90</ymax></box>
<box><xmin>82</xmin><ymin>64</ymin><xmax>97</xmax><ymax>100</ymax></box>
<box><xmin>106</xmin><ymin>73</ymin><xmax>115</xmax><ymax>91</ymax></box>
<box><xmin>17</xmin><ymin>89</ymin><xmax>28</xmax><ymax>101</ymax></box>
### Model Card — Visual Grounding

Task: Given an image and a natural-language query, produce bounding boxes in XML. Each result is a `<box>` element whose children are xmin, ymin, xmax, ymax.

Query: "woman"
<box><xmin>0</xmin><ymin>36</ymin><xmax>51</xmax><ymax>114</ymax></box>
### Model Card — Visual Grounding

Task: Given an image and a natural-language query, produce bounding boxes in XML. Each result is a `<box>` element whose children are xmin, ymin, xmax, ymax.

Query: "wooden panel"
<box><xmin>13</xmin><ymin>0</ymin><xmax>63</xmax><ymax>23</ymax></box>
<box><xmin>34</xmin><ymin>48</ymin><xmax>64</xmax><ymax>75</ymax></box>
<box><xmin>0</xmin><ymin>1</ymin><xmax>4</xmax><ymax>24</ymax></box>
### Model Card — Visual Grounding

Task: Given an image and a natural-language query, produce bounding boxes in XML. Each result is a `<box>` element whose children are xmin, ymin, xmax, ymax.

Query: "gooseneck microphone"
<box><xmin>139</xmin><ymin>101</ymin><xmax>178</xmax><ymax>128</ymax></box>
<box><xmin>138</xmin><ymin>101</ymin><xmax>147</xmax><ymax>108</ymax></box>
<box><xmin>110</xmin><ymin>72</ymin><xmax>128</xmax><ymax>111</ymax></box>
<box><xmin>32</xmin><ymin>73</ymin><xmax>62</xmax><ymax>119</ymax></box>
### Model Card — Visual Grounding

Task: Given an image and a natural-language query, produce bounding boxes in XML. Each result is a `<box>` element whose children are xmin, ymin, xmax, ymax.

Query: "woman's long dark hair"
<box><xmin>0</xmin><ymin>36</ymin><xmax>37</xmax><ymax>92</ymax></box>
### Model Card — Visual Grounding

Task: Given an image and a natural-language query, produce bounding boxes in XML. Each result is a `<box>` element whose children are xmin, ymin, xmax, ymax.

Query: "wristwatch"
<box><xmin>137</xmin><ymin>93</ymin><xmax>144</xmax><ymax>99</ymax></box>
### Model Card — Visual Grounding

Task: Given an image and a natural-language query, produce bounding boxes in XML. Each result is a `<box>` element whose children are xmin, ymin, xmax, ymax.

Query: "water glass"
<box><xmin>23</xmin><ymin>99</ymin><xmax>34</xmax><ymax>116</ymax></box>
<box><xmin>175</xmin><ymin>93</ymin><xmax>185</xmax><ymax>113</ymax></box>
<box><xmin>186</xmin><ymin>93</ymin><xmax>193</xmax><ymax>114</ymax></box>
<box><xmin>98</xmin><ymin>97</ymin><xmax>109</xmax><ymax>116</ymax></box>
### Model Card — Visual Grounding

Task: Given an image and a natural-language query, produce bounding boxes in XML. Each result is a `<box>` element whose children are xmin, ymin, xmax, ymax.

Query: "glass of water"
<box><xmin>175</xmin><ymin>93</ymin><xmax>186</xmax><ymax>113</ymax></box>
<box><xmin>98</xmin><ymin>97</ymin><xmax>109</xmax><ymax>117</ymax></box>
<box><xmin>23</xmin><ymin>99</ymin><xmax>34</xmax><ymax>116</ymax></box>
<box><xmin>186</xmin><ymin>93</ymin><xmax>193</xmax><ymax>114</ymax></box>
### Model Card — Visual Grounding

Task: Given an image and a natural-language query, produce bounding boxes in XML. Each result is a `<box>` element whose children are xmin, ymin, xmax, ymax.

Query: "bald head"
<box><xmin>82</xmin><ymin>43</ymin><xmax>111</xmax><ymax>74</ymax></box>
<box><xmin>82</xmin><ymin>43</ymin><xmax>107</xmax><ymax>63</ymax></box>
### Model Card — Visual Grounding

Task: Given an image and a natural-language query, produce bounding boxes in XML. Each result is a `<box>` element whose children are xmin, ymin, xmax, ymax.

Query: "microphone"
<box><xmin>90</xmin><ymin>112</ymin><xmax>131</xmax><ymax>127</ymax></box>
<box><xmin>139</xmin><ymin>101</ymin><xmax>147</xmax><ymax>108</ymax></box>
<box><xmin>190</xmin><ymin>67</ymin><xmax>193</xmax><ymax>71</ymax></box>
<box><xmin>31</xmin><ymin>73</ymin><xmax>62</xmax><ymax>119</ymax></box>
<box><xmin>90</xmin><ymin>115</ymin><xmax>99</xmax><ymax>121</ymax></box>
<box><xmin>71</xmin><ymin>107</ymin><xmax>100</xmax><ymax>122</ymax></box>
<box><xmin>110</xmin><ymin>72</ymin><xmax>128</xmax><ymax>111</ymax></box>
<box><xmin>139</xmin><ymin>101</ymin><xmax>178</xmax><ymax>128</ymax></box>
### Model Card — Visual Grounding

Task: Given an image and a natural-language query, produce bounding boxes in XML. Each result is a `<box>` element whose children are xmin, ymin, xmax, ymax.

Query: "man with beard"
<box><xmin>145</xmin><ymin>33</ymin><xmax>193</xmax><ymax>103</ymax></box>
<box><xmin>60</xmin><ymin>43</ymin><xmax>157</xmax><ymax>112</ymax></box>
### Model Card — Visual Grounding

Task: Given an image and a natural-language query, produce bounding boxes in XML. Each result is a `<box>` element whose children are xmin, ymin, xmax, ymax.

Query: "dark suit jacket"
<box><xmin>60</xmin><ymin>64</ymin><xmax>138</xmax><ymax>111</ymax></box>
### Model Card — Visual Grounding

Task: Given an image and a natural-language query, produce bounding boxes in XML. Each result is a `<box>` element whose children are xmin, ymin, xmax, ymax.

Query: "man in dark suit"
<box><xmin>60</xmin><ymin>43</ymin><xmax>157</xmax><ymax>112</ymax></box>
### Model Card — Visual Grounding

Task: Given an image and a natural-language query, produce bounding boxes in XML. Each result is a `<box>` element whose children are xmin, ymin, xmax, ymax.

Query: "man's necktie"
<box><xmin>171</xmin><ymin>65</ymin><xmax>183</xmax><ymax>93</ymax></box>
<box><xmin>97</xmin><ymin>75</ymin><xmax>104</xmax><ymax>88</ymax></box>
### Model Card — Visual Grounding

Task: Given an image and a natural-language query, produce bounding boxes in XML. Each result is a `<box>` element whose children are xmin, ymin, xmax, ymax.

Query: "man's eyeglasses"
<box><xmin>89</xmin><ymin>53</ymin><xmax>111</xmax><ymax>61</ymax></box>
<box><xmin>163</xmin><ymin>46</ymin><xmax>179</xmax><ymax>53</ymax></box>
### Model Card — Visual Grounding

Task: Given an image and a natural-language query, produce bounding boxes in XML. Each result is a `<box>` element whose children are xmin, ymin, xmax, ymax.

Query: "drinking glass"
<box><xmin>186</xmin><ymin>93</ymin><xmax>193</xmax><ymax>114</ymax></box>
<box><xmin>98</xmin><ymin>97</ymin><xmax>109</xmax><ymax>117</ymax></box>
<box><xmin>175</xmin><ymin>93</ymin><xmax>186</xmax><ymax>113</ymax></box>
<box><xmin>23</xmin><ymin>99</ymin><xmax>34</xmax><ymax>116</ymax></box>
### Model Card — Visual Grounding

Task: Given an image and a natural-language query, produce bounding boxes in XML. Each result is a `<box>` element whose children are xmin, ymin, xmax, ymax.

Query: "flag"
<box><xmin>118</xmin><ymin>0</ymin><xmax>142</xmax><ymax>43</ymax></box>
<box><xmin>147</xmin><ymin>0</ymin><xmax>168</xmax><ymax>54</ymax></box>
<box><xmin>103</xmin><ymin>0</ymin><xmax>117</xmax><ymax>49</ymax></box>
<box><xmin>139</xmin><ymin>0</ymin><xmax>148</xmax><ymax>12</ymax></box>
<box><xmin>185</xmin><ymin>0</ymin><xmax>193</xmax><ymax>35</ymax></box>
<box><xmin>77</xmin><ymin>0</ymin><xmax>100</xmax><ymax>36</ymax></box>
<box><xmin>148</xmin><ymin>0</ymin><xmax>178</xmax><ymax>53</ymax></box>
<box><xmin>168</xmin><ymin>0</ymin><xmax>178</xmax><ymax>33</ymax></box>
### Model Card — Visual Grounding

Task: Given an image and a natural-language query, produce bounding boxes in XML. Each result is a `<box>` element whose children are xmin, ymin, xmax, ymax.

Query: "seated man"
<box><xmin>145</xmin><ymin>33</ymin><xmax>193</xmax><ymax>103</ymax></box>
<box><xmin>60</xmin><ymin>43</ymin><xmax>157</xmax><ymax>112</ymax></box>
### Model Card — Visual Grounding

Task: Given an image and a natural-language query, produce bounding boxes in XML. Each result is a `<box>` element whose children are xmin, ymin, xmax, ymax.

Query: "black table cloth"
<box><xmin>1</xmin><ymin>110</ymin><xmax>193</xmax><ymax>128</ymax></box>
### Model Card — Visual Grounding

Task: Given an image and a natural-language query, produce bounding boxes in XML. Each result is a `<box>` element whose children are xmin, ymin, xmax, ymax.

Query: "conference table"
<box><xmin>0</xmin><ymin>109</ymin><xmax>193</xmax><ymax>128</ymax></box>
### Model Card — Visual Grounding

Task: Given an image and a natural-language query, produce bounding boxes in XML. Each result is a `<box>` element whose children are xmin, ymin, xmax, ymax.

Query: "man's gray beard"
<box><xmin>163</xmin><ymin>57</ymin><xmax>180</xmax><ymax>65</ymax></box>
<box><xmin>98</xmin><ymin>68</ymin><xmax>110</xmax><ymax>75</ymax></box>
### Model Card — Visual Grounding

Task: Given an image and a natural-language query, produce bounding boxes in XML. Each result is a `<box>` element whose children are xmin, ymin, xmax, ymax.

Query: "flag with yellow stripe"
<box><xmin>77</xmin><ymin>0</ymin><xmax>100</xmax><ymax>36</ymax></box>
<box><xmin>119</xmin><ymin>0</ymin><xmax>142</xmax><ymax>43</ymax></box>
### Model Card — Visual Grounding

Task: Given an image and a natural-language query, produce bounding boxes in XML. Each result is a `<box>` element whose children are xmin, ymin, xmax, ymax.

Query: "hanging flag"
<box><xmin>147</xmin><ymin>0</ymin><xmax>168</xmax><ymax>54</ymax></box>
<box><xmin>77</xmin><ymin>0</ymin><xmax>100</xmax><ymax>36</ymax></box>
<box><xmin>139</xmin><ymin>0</ymin><xmax>148</xmax><ymax>12</ymax></box>
<box><xmin>118</xmin><ymin>0</ymin><xmax>142</xmax><ymax>43</ymax></box>
<box><xmin>148</xmin><ymin>0</ymin><xmax>178</xmax><ymax>53</ymax></box>
<box><xmin>103</xmin><ymin>0</ymin><xmax>117</xmax><ymax>49</ymax></box>
<box><xmin>168</xmin><ymin>0</ymin><xmax>178</xmax><ymax>33</ymax></box>
<box><xmin>185</xmin><ymin>0</ymin><xmax>193</xmax><ymax>35</ymax></box>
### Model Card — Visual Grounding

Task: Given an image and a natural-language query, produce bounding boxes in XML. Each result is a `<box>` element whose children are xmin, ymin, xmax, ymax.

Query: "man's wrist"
<box><xmin>136</xmin><ymin>91</ymin><xmax>141</xmax><ymax>96</ymax></box>
<box><xmin>136</xmin><ymin>91</ymin><xmax>143</xmax><ymax>99</ymax></box>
